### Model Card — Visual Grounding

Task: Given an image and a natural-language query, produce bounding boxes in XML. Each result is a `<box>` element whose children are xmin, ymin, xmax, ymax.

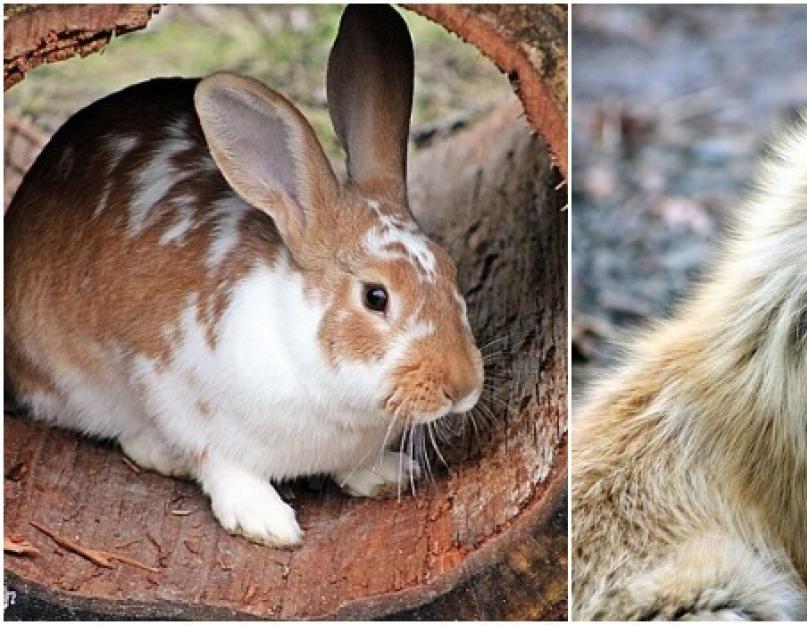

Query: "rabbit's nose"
<box><xmin>445</xmin><ymin>355</ymin><xmax>483</xmax><ymax>414</ymax></box>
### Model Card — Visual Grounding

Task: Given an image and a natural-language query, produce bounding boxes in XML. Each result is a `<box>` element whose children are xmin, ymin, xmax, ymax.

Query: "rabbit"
<box><xmin>4</xmin><ymin>5</ymin><xmax>483</xmax><ymax>548</ymax></box>
<box><xmin>572</xmin><ymin>114</ymin><xmax>807</xmax><ymax>620</ymax></box>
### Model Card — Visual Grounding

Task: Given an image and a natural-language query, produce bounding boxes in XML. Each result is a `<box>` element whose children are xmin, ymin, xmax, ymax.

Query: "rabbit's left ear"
<box><xmin>327</xmin><ymin>4</ymin><xmax>414</xmax><ymax>206</ymax></box>
<box><xmin>195</xmin><ymin>72</ymin><xmax>339</xmax><ymax>258</ymax></box>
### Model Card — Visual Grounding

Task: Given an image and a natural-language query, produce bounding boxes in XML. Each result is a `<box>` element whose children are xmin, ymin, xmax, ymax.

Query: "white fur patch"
<box><xmin>18</xmin><ymin>342</ymin><xmax>147</xmax><ymax>441</ymax></box>
<box><xmin>363</xmin><ymin>220</ymin><xmax>436</xmax><ymax>281</ymax></box>
<box><xmin>159</xmin><ymin>194</ymin><xmax>197</xmax><ymax>246</ymax></box>
<box><xmin>198</xmin><ymin>451</ymin><xmax>302</xmax><ymax>546</ymax></box>
<box><xmin>17</xmin><ymin>390</ymin><xmax>63</xmax><ymax>422</ymax></box>
<box><xmin>92</xmin><ymin>180</ymin><xmax>113</xmax><ymax>220</ymax></box>
<box><xmin>91</xmin><ymin>135</ymin><xmax>141</xmax><ymax>220</ymax></box>
<box><xmin>205</xmin><ymin>194</ymin><xmax>251</xmax><ymax>268</ymax></box>
<box><xmin>127</xmin><ymin>258</ymin><xmax>399</xmax><ymax>483</ymax></box>
<box><xmin>106</xmin><ymin>135</ymin><xmax>139</xmax><ymax>172</ymax></box>
<box><xmin>363</xmin><ymin>199</ymin><xmax>436</xmax><ymax>280</ymax></box>
<box><xmin>127</xmin><ymin>119</ymin><xmax>194</xmax><ymax>237</ymax></box>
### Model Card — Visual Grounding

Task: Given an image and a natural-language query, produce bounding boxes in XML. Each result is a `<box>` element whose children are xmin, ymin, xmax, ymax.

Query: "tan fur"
<box><xmin>572</xmin><ymin>116</ymin><xmax>807</xmax><ymax>620</ymax></box>
<box><xmin>312</xmin><ymin>201</ymin><xmax>480</xmax><ymax>413</ymax></box>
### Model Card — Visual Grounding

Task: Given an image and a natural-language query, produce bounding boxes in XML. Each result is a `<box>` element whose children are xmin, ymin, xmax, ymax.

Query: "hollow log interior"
<box><xmin>4</xmin><ymin>5</ymin><xmax>567</xmax><ymax>620</ymax></box>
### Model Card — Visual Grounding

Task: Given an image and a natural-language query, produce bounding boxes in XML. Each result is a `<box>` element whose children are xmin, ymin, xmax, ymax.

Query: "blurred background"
<box><xmin>572</xmin><ymin>5</ymin><xmax>807</xmax><ymax>397</ymax></box>
<box><xmin>4</xmin><ymin>4</ymin><xmax>511</xmax><ymax>203</ymax></box>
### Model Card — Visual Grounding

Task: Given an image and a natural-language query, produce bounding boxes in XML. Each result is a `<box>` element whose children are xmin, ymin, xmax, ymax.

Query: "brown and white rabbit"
<box><xmin>4</xmin><ymin>5</ymin><xmax>483</xmax><ymax>547</ymax></box>
<box><xmin>572</xmin><ymin>115</ymin><xmax>807</xmax><ymax>619</ymax></box>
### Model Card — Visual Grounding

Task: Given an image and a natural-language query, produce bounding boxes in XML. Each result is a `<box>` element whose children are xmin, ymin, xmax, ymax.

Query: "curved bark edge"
<box><xmin>4</xmin><ymin>443</ymin><xmax>567</xmax><ymax>621</ymax></box>
<box><xmin>404</xmin><ymin>3</ymin><xmax>567</xmax><ymax>179</ymax></box>
<box><xmin>4</xmin><ymin>4</ymin><xmax>160</xmax><ymax>90</ymax></box>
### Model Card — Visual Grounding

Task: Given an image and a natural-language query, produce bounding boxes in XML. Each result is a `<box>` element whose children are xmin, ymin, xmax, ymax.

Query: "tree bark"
<box><xmin>3</xmin><ymin>4</ymin><xmax>160</xmax><ymax>90</ymax></box>
<box><xmin>407</xmin><ymin>4</ymin><xmax>567</xmax><ymax>177</ymax></box>
<box><xmin>3</xmin><ymin>5</ymin><xmax>567</xmax><ymax>620</ymax></box>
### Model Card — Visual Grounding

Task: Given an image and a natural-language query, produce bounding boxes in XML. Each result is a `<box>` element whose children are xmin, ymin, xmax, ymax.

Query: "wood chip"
<box><xmin>121</xmin><ymin>456</ymin><xmax>142</xmax><ymax>474</ymax></box>
<box><xmin>108</xmin><ymin>552</ymin><xmax>160</xmax><ymax>574</ymax></box>
<box><xmin>217</xmin><ymin>556</ymin><xmax>233</xmax><ymax>571</ymax></box>
<box><xmin>4</xmin><ymin>534</ymin><xmax>40</xmax><ymax>556</ymax></box>
<box><xmin>5</xmin><ymin>460</ymin><xmax>28</xmax><ymax>481</ymax></box>
<box><xmin>30</xmin><ymin>521</ymin><xmax>113</xmax><ymax>568</ymax></box>
<box><xmin>30</xmin><ymin>521</ymin><xmax>159</xmax><ymax>573</ymax></box>
<box><xmin>170</xmin><ymin>509</ymin><xmax>192</xmax><ymax>516</ymax></box>
<box><xmin>145</xmin><ymin>531</ymin><xmax>164</xmax><ymax>556</ymax></box>
<box><xmin>243</xmin><ymin>583</ymin><xmax>257</xmax><ymax>604</ymax></box>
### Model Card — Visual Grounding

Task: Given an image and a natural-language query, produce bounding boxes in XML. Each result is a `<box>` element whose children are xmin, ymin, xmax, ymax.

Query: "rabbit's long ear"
<box><xmin>195</xmin><ymin>72</ymin><xmax>339</xmax><ymax>256</ymax></box>
<box><xmin>327</xmin><ymin>5</ymin><xmax>414</xmax><ymax>206</ymax></box>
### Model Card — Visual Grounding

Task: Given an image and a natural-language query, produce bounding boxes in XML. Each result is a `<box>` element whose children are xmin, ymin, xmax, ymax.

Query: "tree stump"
<box><xmin>4</xmin><ymin>5</ymin><xmax>567</xmax><ymax>620</ymax></box>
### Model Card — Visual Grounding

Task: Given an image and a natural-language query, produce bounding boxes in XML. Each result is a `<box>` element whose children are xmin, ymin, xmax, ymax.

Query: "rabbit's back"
<box><xmin>4</xmin><ymin>78</ymin><xmax>282</xmax><ymax>433</ymax></box>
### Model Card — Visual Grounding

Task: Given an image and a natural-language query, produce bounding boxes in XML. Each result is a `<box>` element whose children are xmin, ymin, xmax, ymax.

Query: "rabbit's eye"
<box><xmin>362</xmin><ymin>284</ymin><xmax>388</xmax><ymax>313</ymax></box>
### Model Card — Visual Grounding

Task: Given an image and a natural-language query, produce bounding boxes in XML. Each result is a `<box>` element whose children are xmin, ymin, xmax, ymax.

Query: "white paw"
<box><xmin>211</xmin><ymin>485</ymin><xmax>302</xmax><ymax>547</ymax></box>
<box><xmin>201</xmin><ymin>459</ymin><xmax>302</xmax><ymax>548</ymax></box>
<box><xmin>120</xmin><ymin>430</ymin><xmax>192</xmax><ymax>478</ymax></box>
<box><xmin>335</xmin><ymin>450</ymin><xmax>421</xmax><ymax>498</ymax></box>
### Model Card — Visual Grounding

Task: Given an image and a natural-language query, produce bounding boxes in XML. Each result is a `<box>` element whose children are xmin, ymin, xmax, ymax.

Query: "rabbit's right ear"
<box><xmin>327</xmin><ymin>5</ymin><xmax>414</xmax><ymax>206</ymax></box>
<box><xmin>195</xmin><ymin>72</ymin><xmax>339</xmax><ymax>257</ymax></box>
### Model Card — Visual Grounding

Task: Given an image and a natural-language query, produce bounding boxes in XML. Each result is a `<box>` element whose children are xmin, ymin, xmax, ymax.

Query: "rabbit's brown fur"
<box><xmin>5</xmin><ymin>80</ymin><xmax>269</xmax><ymax>389</ymax></box>
<box><xmin>572</xmin><ymin>117</ymin><xmax>807</xmax><ymax>620</ymax></box>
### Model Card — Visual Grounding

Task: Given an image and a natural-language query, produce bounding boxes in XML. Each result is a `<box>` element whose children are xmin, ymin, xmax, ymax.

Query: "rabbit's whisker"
<box><xmin>337</xmin><ymin>429</ymin><xmax>379</xmax><ymax>489</ymax></box>
<box><xmin>373</xmin><ymin>410</ymin><xmax>400</xmax><ymax>472</ymax></box>
<box><xmin>428</xmin><ymin>421</ymin><xmax>449</xmax><ymax>469</ymax></box>
<box><xmin>407</xmin><ymin>418</ymin><xmax>417</xmax><ymax>496</ymax></box>
<box><xmin>397</xmin><ymin>417</ymin><xmax>411</xmax><ymax>502</ymax></box>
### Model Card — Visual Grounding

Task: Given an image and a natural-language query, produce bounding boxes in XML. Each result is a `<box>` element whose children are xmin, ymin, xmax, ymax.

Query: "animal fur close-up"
<box><xmin>3</xmin><ymin>4</ymin><xmax>567</xmax><ymax>620</ymax></box>
<box><xmin>572</xmin><ymin>5</ymin><xmax>807</xmax><ymax>621</ymax></box>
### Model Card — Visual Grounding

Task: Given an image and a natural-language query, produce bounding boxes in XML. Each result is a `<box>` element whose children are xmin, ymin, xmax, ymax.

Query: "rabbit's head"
<box><xmin>195</xmin><ymin>5</ymin><xmax>483</xmax><ymax>425</ymax></box>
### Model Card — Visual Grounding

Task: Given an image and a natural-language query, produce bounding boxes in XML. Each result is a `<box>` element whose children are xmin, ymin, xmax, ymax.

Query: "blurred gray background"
<box><xmin>572</xmin><ymin>5</ymin><xmax>807</xmax><ymax>396</ymax></box>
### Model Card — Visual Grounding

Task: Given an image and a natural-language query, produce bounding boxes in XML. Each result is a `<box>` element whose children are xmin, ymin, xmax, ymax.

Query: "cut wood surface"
<box><xmin>4</xmin><ymin>4</ymin><xmax>567</xmax><ymax>620</ymax></box>
<box><xmin>3</xmin><ymin>4</ymin><xmax>160</xmax><ymax>90</ymax></box>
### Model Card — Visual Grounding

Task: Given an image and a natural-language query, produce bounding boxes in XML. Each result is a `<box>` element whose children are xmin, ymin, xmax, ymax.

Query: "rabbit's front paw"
<box><xmin>335</xmin><ymin>451</ymin><xmax>421</xmax><ymax>498</ymax></box>
<box><xmin>200</xmin><ymin>457</ymin><xmax>302</xmax><ymax>547</ymax></box>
